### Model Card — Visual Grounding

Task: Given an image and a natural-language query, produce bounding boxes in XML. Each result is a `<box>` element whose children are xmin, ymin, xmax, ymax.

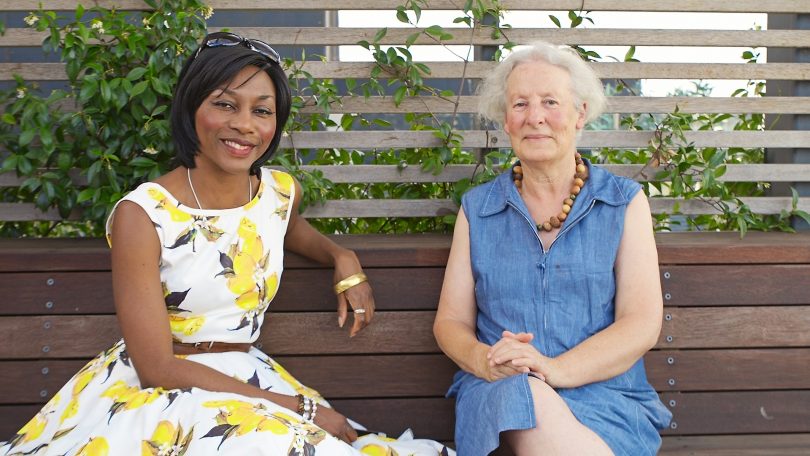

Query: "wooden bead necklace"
<box><xmin>512</xmin><ymin>153</ymin><xmax>589</xmax><ymax>232</ymax></box>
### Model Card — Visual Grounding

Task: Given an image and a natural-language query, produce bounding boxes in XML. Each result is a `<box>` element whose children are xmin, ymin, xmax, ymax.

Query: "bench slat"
<box><xmin>0</xmin><ymin>268</ymin><xmax>446</xmax><ymax>315</ymax></box>
<box><xmin>647</xmin><ymin>349</ymin><xmax>810</xmax><ymax>392</ymax></box>
<box><xmin>660</xmin><ymin>306</ymin><xmax>810</xmax><ymax>349</ymax></box>
<box><xmin>660</xmin><ymin>391</ymin><xmax>810</xmax><ymax>435</ymax></box>
<box><xmin>1</xmin><ymin>393</ymin><xmax>806</xmax><ymax>441</ymax></box>
<box><xmin>2</xmin><ymin>348</ymin><xmax>807</xmax><ymax>404</ymax></box>
<box><xmin>660</xmin><ymin>265</ymin><xmax>810</xmax><ymax>306</ymax></box>
<box><xmin>1</xmin><ymin>233</ymin><xmax>809</xmax><ymax>271</ymax></box>
<box><xmin>1</xmin><ymin>306</ymin><xmax>807</xmax><ymax>359</ymax></box>
<box><xmin>660</xmin><ymin>434</ymin><xmax>810</xmax><ymax>456</ymax></box>
<box><xmin>3</xmin><ymin>264</ymin><xmax>808</xmax><ymax>316</ymax></box>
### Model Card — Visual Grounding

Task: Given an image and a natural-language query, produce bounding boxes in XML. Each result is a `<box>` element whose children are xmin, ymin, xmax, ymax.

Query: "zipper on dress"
<box><xmin>546</xmin><ymin>198</ymin><xmax>597</xmax><ymax>253</ymax></box>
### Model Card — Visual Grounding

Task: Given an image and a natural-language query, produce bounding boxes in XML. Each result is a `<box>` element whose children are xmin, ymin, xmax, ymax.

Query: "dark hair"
<box><xmin>170</xmin><ymin>44</ymin><xmax>292</xmax><ymax>175</ymax></box>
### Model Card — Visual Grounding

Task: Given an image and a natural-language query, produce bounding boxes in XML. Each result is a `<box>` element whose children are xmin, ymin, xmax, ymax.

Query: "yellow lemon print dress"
<box><xmin>0</xmin><ymin>169</ymin><xmax>453</xmax><ymax>456</ymax></box>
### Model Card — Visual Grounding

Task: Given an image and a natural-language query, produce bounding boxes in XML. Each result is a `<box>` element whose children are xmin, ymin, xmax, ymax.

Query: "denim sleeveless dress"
<box><xmin>447</xmin><ymin>160</ymin><xmax>672</xmax><ymax>456</ymax></box>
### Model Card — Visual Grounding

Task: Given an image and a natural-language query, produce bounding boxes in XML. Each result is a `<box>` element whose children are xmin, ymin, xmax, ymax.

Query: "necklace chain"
<box><xmin>187</xmin><ymin>167</ymin><xmax>252</xmax><ymax>210</ymax></box>
<box><xmin>512</xmin><ymin>153</ymin><xmax>588</xmax><ymax>232</ymax></box>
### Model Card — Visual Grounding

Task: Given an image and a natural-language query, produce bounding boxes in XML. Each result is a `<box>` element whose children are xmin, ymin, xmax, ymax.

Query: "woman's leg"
<box><xmin>502</xmin><ymin>377</ymin><xmax>614</xmax><ymax>456</ymax></box>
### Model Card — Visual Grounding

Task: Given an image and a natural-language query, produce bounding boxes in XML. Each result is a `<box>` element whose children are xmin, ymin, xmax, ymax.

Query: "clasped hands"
<box><xmin>483</xmin><ymin>330</ymin><xmax>556</xmax><ymax>384</ymax></box>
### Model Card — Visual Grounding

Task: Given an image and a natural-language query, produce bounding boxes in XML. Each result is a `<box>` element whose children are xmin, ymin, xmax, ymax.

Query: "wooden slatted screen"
<box><xmin>1</xmin><ymin>1</ymin><xmax>809</xmax><ymax>221</ymax></box>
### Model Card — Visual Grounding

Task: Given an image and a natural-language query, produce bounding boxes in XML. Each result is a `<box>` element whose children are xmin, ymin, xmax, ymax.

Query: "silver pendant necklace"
<box><xmin>187</xmin><ymin>167</ymin><xmax>252</xmax><ymax>210</ymax></box>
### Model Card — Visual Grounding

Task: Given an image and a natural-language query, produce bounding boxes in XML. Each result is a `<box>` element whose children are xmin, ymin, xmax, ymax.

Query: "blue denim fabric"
<box><xmin>447</xmin><ymin>160</ymin><xmax>672</xmax><ymax>456</ymax></box>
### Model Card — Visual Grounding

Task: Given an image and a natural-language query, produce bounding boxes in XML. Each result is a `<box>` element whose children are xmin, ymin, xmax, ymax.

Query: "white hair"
<box><xmin>477</xmin><ymin>41</ymin><xmax>607</xmax><ymax>128</ymax></box>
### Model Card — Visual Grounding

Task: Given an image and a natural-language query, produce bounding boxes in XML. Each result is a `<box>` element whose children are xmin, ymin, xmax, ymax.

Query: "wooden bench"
<box><xmin>2</xmin><ymin>1</ymin><xmax>810</xmax><ymax>453</ymax></box>
<box><xmin>1</xmin><ymin>232</ymin><xmax>809</xmax><ymax>454</ymax></box>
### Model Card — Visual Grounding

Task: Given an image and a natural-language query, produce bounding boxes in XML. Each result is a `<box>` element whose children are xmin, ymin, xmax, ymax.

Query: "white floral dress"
<box><xmin>0</xmin><ymin>169</ymin><xmax>453</xmax><ymax>456</ymax></box>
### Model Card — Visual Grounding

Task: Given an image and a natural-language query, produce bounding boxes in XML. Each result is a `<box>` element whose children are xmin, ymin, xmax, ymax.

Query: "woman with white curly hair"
<box><xmin>434</xmin><ymin>41</ymin><xmax>672</xmax><ymax>455</ymax></box>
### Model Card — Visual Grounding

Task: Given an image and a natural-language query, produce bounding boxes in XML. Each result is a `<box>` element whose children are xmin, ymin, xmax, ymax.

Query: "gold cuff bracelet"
<box><xmin>333</xmin><ymin>272</ymin><xmax>368</xmax><ymax>295</ymax></box>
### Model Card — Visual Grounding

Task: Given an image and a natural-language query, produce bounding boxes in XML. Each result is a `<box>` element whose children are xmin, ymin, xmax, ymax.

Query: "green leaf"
<box><xmin>77</xmin><ymin>187</ymin><xmax>98</xmax><ymax>203</ymax></box>
<box><xmin>100</xmin><ymin>79</ymin><xmax>112</xmax><ymax>102</ymax></box>
<box><xmin>130</xmin><ymin>80</ymin><xmax>149</xmax><ymax>98</ymax></box>
<box><xmin>793</xmin><ymin>210</ymin><xmax>810</xmax><ymax>226</ymax></box>
<box><xmin>396</xmin><ymin>7</ymin><xmax>409</xmax><ymax>24</ymax></box>
<box><xmin>549</xmin><ymin>15</ymin><xmax>562</xmax><ymax>28</ymax></box>
<box><xmin>392</xmin><ymin>86</ymin><xmax>407</xmax><ymax>106</ymax></box>
<box><xmin>425</xmin><ymin>25</ymin><xmax>444</xmax><ymax>37</ymax></box>
<box><xmin>19</xmin><ymin>128</ymin><xmax>36</xmax><ymax>146</ymax></box>
<box><xmin>624</xmin><ymin>46</ymin><xmax>636</xmax><ymax>62</ymax></box>
<box><xmin>2</xmin><ymin>113</ymin><xmax>15</xmax><ymax>125</ymax></box>
<box><xmin>372</xmin><ymin>27</ymin><xmax>388</xmax><ymax>43</ymax></box>
<box><xmin>126</xmin><ymin>67</ymin><xmax>148</xmax><ymax>81</ymax></box>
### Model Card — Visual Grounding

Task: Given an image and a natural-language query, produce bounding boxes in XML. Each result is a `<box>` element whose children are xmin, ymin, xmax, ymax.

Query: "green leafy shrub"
<box><xmin>1</xmin><ymin>0</ymin><xmax>211</xmax><ymax>236</ymax></box>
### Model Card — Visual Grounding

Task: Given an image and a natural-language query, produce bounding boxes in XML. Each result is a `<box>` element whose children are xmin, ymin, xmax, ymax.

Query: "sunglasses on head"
<box><xmin>193</xmin><ymin>32</ymin><xmax>280</xmax><ymax>64</ymax></box>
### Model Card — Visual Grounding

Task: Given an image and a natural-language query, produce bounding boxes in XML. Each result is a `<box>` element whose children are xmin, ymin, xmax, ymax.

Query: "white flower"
<box><xmin>24</xmin><ymin>14</ymin><xmax>39</xmax><ymax>26</ymax></box>
<box><xmin>143</xmin><ymin>146</ymin><xmax>158</xmax><ymax>155</ymax></box>
<box><xmin>16</xmin><ymin>88</ymin><xmax>26</xmax><ymax>99</ymax></box>
<box><xmin>142</xmin><ymin>17</ymin><xmax>150</xmax><ymax>26</ymax></box>
<box><xmin>202</xmin><ymin>6</ymin><xmax>214</xmax><ymax>19</ymax></box>
<box><xmin>91</xmin><ymin>20</ymin><xmax>105</xmax><ymax>34</ymax></box>
<box><xmin>164</xmin><ymin>20</ymin><xmax>169</xmax><ymax>28</ymax></box>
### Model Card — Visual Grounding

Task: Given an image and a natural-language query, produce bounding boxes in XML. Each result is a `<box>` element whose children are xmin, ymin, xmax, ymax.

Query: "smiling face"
<box><xmin>193</xmin><ymin>65</ymin><xmax>277</xmax><ymax>176</ymax></box>
<box><xmin>503</xmin><ymin>60</ymin><xmax>586</xmax><ymax>167</ymax></box>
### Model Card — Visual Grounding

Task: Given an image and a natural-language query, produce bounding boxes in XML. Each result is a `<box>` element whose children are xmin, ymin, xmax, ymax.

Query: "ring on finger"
<box><xmin>353</xmin><ymin>308</ymin><xmax>366</xmax><ymax>315</ymax></box>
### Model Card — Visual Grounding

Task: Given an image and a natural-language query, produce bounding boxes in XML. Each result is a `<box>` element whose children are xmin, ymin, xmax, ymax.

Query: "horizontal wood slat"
<box><xmin>659</xmin><ymin>306</ymin><xmax>810</xmax><ymax>349</ymax></box>
<box><xmin>9</xmin><ymin>96</ymin><xmax>806</xmax><ymax>116</ymax></box>
<box><xmin>0</xmin><ymin>306</ymin><xmax>806</xmax><ymax>359</ymax></box>
<box><xmin>0</xmin><ymin>268</ymin><xmax>446</xmax><ymax>315</ymax></box>
<box><xmin>0</xmin><ymin>235</ymin><xmax>457</xmax><ymax>272</ymax></box>
<box><xmin>27</xmin><ymin>197</ymin><xmax>808</xmax><ymax>222</ymax></box>
<box><xmin>659</xmin><ymin>434</ymin><xmax>810</xmax><ymax>456</ymax></box>
<box><xmin>3</xmin><ymin>164</ymin><xmax>810</xmax><ymax>191</ymax></box>
<box><xmin>280</xmin><ymin>130</ymin><xmax>810</xmax><ymax>149</ymax></box>
<box><xmin>659</xmin><ymin>391</ymin><xmax>810</xmax><ymax>435</ymax></box>
<box><xmin>8</xmin><ymin>27</ymin><xmax>810</xmax><ymax>48</ymax></box>
<box><xmin>2</xmin><ymin>263</ymin><xmax>808</xmax><ymax>316</ymax></box>
<box><xmin>4</xmin><ymin>62</ymin><xmax>810</xmax><ymax>81</ymax></box>
<box><xmin>9</xmin><ymin>1</ymin><xmax>810</xmax><ymax>13</ymax></box>
<box><xmin>1</xmin><ymin>348</ymin><xmax>806</xmax><ymax>404</ymax></box>
<box><xmin>647</xmin><ymin>349</ymin><xmax>810</xmax><ymax>392</ymax></box>
<box><xmin>660</xmin><ymin>265</ymin><xmax>810</xmax><ymax>306</ymax></box>
<box><xmin>297</xmin><ymin>96</ymin><xmax>810</xmax><ymax>115</ymax></box>
<box><xmin>1</xmin><ymin>233</ymin><xmax>809</xmax><ymax>272</ymax></box>
<box><xmin>1</xmin><ymin>391</ymin><xmax>806</xmax><ymax>441</ymax></box>
<box><xmin>654</xmin><ymin>232</ymin><xmax>810</xmax><ymax>264</ymax></box>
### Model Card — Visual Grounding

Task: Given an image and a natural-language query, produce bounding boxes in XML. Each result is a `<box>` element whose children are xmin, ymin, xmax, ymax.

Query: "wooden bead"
<box><xmin>511</xmin><ymin>156</ymin><xmax>588</xmax><ymax>233</ymax></box>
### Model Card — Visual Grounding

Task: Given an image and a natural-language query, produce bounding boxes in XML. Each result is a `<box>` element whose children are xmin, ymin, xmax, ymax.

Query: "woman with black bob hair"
<box><xmin>170</xmin><ymin>34</ymin><xmax>292</xmax><ymax>175</ymax></box>
<box><xmin>0</xmin><ymin>33</ymin><xmax>452</xmax><ymax>455</ymax></box>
